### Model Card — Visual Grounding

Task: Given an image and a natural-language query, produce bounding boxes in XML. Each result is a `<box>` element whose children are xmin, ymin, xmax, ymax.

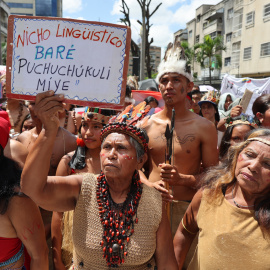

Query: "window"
<box><xmin>232</xmin><ymin>41</ymin><xmax>241</xmax><ymax>67</ymax></box>
<box><xmin>203</xmin><ymin>22</ymin><xmax>208</xmax><ymax>29</ymax></box>
<box><xmin>226</xmin><ymin>33</ymin><xmax>232</xmax><ymax>42</ymax></box>
<box><xmin>197</xmin><ymin>15</ymin><xmax>201</xmax><ymax>22</ymax></box>
<box><xmin>264</xmin><ymin>4</ymin><xmax>270</xmax><ymax>17</ymax></box>
<box><xmin>225</xmin><ymin>57</ymin><xmax>231</xmax><ymax>66</ymax></box>
<box><xmin>196</xmin><ymin>35</ymin><xmax>200</xmax><ymax>43</ymax></box>
<box><xmin>233</xmin><ymin>8</ymin><xmax>243</xmax><ymax>31</ymax></box>
<box><xmin>246</xmin><ymin>11</ymin><xmax>255</xmax><ymax>25</ymax></box>
<box><xmin>228</xmin><ymin>8</ymin><xmax>234</xmax><ymax>19</ymax></box>
<box><xmin>243</xmin><ymin>47</ymin><xmax>252</xmax><ymax>60</ymax></box>
<box><xmin>210</xmin><ymin>32</ymin><xmax>217</xmax><ymax>39</ymax></box>
<box><xmin>261</xmin><ymin>42</ymin><xmax>270</xmax><ymax>56</ymax></box>
<box><xmin>189</xmin><ymin>30</ymin><xmax>192</xmax><ymax>38</ymax></box>
<box><xmin>7</xmin><ymin>3</ymin><xmax>33</xmax><ymax>8</ymax></box>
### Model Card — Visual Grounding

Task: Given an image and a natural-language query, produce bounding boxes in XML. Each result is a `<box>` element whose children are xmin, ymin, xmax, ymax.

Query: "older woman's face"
<box><xmin>100</xmin><ymin>133</ymin><xmax>138</xmax><ymax>181</ymax></box>
<box><xmin>235</xmin><ymin>141</ymin><xmax>270</xmax><ymax>196</ymax></box>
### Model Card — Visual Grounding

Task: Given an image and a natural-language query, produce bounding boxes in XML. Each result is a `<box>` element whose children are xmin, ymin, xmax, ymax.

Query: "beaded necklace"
<box><xmin>97</xmin><ymin>170</ymin><xmax>142</xmax><ymax>268</ymax></box>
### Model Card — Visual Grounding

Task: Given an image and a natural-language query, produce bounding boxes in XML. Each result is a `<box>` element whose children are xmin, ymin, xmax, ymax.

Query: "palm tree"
<box><xmin>196</xmin><ymin>35</ymin><xmax>226</xmax><ymax>84</ymax></box>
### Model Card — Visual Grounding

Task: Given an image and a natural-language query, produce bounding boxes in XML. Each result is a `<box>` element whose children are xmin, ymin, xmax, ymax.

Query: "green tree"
<box><xmin>196</xmin><ymin>35</ymin><xmax>226</xmax><ymax>84</ymax></box>
<box><xmin>180</xmin><ymin>41</ymin><xmax>199</xmax><ymax>74</ymax></box>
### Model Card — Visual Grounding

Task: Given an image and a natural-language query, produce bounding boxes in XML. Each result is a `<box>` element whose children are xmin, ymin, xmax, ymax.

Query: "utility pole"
<box><xmin>139</xmin><ymin>0</ymin><xmax>146</xmax><ymax>81</ymax></box>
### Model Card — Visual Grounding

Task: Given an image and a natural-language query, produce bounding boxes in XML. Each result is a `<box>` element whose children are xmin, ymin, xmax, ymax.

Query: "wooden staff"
<box><xmin>164</xmin><ymin>108</ymin><xmax>175</xmax><ymax>220</ymax></box>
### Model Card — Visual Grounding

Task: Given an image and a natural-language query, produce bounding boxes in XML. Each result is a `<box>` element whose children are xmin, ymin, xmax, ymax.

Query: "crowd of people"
<box><xmin>1</xmin><ymin>41</ymin><xmax>270</xmax><ymax>270</ymax></box>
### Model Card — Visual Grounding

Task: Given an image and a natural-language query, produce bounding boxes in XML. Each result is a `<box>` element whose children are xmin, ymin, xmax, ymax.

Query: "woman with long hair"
<box><xmin>174</xmin><ymin>129</ymin><xmax>270</xmax><ymax>269</ymax></box>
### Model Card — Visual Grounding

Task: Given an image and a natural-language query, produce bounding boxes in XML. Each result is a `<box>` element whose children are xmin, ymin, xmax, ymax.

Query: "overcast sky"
<box><xmin>63</xmin><ymin>0</ymin><xmax>221</xmax><ymax>55</ymax></box>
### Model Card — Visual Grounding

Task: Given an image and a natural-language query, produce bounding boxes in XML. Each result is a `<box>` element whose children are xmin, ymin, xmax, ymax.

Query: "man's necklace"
<box><xmin>231</xmin><ymin>183</ymin><xmax>254</xmax><ymax>208</ymax></box>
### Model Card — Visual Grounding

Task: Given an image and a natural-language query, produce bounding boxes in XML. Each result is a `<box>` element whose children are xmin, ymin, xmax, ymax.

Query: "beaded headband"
<box><xmin>247</xmin><ymin>137</ymin><xmax>270</xmax><ymax>146</ymax></box>
<box><xmin>100</xmin><ymin>102</ymin><xmax>150</xmax><ymax>152</ymax></box>
<box><xmin>226</xmin><ymin>114</ymin><xmax>258</xmax><ymax>128</ymax></box>
<box><xmin>81</xmin><ymin>107</ymin><xmax>111</xmax><ymax>125</ymax></box>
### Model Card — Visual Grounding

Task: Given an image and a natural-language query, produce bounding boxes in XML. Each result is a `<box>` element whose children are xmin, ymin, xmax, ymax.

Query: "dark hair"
<box><xmin>0</xmin><ymin>146</ymin><xmax>22</xmax><ymax>215</ymax></box>
<box><xmin>199</xmin><ymin>102</ymin><xmax>220</xmax><ymax>122</ymax></box>
<box><xmin>69</xmin><ymin>108</ymin><xmax>116</xmax><ymax>170</ymax></box>
<box><xmin>20</xmin><ymin>113</ymin><xmax>31</xmax><ymax>133</ymax></box>
<box><xmin>192</xmin><ymin>85</ymin><xmax>200</xmax><ymax>91</ymax></box>
<box><xmin>146</xmin><ymin>86</ymin><xmax>158</xmax><ymax>92</ymax></box>
<box><xmin>126</xmin><ymin>85</ymin><xmax>132</xmax><ymax>98</ymax></box>
<box><xmin>144</xmin><ymin>96</ymin><xmax>159</xmax><ymax>106</ymax></box>
<box><xmin>191</xmin><ymin>89</ymin><xmax>202</xmax><ymax>96</ymax></box>
<box><xmin>252</xmin><ymin>94</ymin><xmax>270</xmax><ymax>116</ymax></box>
<box><xmin>219</xmin><ymin>120</ymin><xmax>254</xmax><ymax>159</ymax></box>
<box><xmin>202</xmin><ymin>128</ymin><xmax>270</xmax><ymax>234</ymax></box>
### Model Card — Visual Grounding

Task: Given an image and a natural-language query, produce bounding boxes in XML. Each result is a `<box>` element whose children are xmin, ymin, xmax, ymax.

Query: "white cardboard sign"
<box><xmin>6</xmin><ymin>15</ymin><xmax>131</xmax><ymax>109</ymax></box>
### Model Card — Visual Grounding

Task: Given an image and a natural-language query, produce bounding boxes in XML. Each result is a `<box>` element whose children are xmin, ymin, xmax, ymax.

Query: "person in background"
<box><xmin>252</xmin><ymin>94</ymin><xmax>270</xmax><ymax>128</ymax></box>
<box><xmin>219</xmin><ymin>116</ymin><xmax>257</xmax><ymax>160</ymax></box>
<box><xmin>190</xmin><ymin>89</ymin><xmax>202</xmax><ymax>114</ymax></box>
<box><xmin>218</xmin><ymin>93</ymin><xmax>236</xmax><ymax>119</ymax></box>
<box><xmin>51</xmin><ymin>107</ymin><xmax>114</xmax><ymax>270</ymax></box>
<box><xmin>20</xmin><ymin>114</ymin><xmax>35</xmax><ymax>133</ymax></box>
<box><xmin>144</xmin><ymin>96</ymin><xmax>162</xmax><ymax>113</ymax></box>
<box><xmin>0</xmin><ymin>115</ymin><xmax>48</xmax><ymax>270</ymax></box>
<box><xmin>174</xmin><ymin>129</ymin><xmax>270</xmax><ymax>269</ymax></box>
<box><xmin>198</xmin><ymin>91</ymin><xmax>220</xmax><ymax>127</ymax></box>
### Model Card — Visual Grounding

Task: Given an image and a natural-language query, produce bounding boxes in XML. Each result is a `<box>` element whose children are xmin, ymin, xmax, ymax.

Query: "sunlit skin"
<box><xmin>192</xmin><ymin>94</ymin><xmax>201</xmax><ymax>104</ymax></box>
<box><xmin>159</xmin><ymin>73</ymin><xmax>193</xmax><ymax>106</ymax></box>
<box><xmin>230</xmin><ymin>125</ymin><xmax>252</xmax><ymax>146</ymax></box>
<box><xmin>234</xmin><ymin>141</ymin><xmax>270</xmax><ymax>203</ymax></box>
<box><xmin>81</xmin><ymin>120</ymin><xmax>103</xmax><ymax>149</ymax></box>
<box><xmin>200</xmin><ymin>102</ymin><xmax>216</xmax><ymax>122</ymax></box>
<box><xmin>100</xmin><ymin>133</ymin><xmax>139</xmax><ymax>184</ymax></box>
<box><xmin>224</xmin><ymin>95</ymin><xmax>233</xmax><ymax>111</ymax></box>
<box><xmin>260</xmin><ymin>108</ymin><xmax>270</xmax><ymax>128</ymax></box>
<box><xmin>22</xmin><ymin>118</ymin><xmax>35</xmax><ymax>132</ymax></box>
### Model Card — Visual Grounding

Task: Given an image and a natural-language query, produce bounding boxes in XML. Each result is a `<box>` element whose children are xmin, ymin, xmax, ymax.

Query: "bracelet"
<box><xmin>181</xmin><ymin>219</ymin><xmax>196</xmax><ymax>235</ymax></box>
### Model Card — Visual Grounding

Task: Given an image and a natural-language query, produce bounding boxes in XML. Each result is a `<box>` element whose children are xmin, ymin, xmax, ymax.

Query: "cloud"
<box><xmin>63</xmin><ymin>0</ymin><xmax>83</xmax><ymax>14</ymax></box>
<box><xmin>111</xmin><ymin>0</ymin><xmax>221</xmax><ymax>57</ymax></box>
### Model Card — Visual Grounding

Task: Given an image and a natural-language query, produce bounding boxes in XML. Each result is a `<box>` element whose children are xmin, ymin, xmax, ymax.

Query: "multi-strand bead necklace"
<box><xmin>97</xmin><ymin>171</ymin><xmax>142</xmax><ymax>268</ymax></box>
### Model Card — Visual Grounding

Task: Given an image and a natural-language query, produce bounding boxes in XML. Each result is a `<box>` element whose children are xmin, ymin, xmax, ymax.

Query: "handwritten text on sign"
<box><xmin>10</xmin><ymin>17</ymin><xmax>129</xmax><ymax>105</ymax></box>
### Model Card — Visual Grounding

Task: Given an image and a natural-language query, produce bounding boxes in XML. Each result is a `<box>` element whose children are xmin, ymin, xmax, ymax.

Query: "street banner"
<box><xmin>220</xmin><ymin>74</ymin><xmax>270</xmax><ymax>116</ymax></box>
<box><xmin>6</xmin><ymin>15</ymin><xmax>131</xmax><ymax>109</ymax></box>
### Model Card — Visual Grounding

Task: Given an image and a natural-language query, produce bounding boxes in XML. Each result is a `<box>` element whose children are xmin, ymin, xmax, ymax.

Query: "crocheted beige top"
<box><xmin>72</xmin><ymin>173</ymin><xmax>162</xmax><ymax>270</ymax></box>
<box><xmin>188</xmin><ymin>192</ymin><xmax>270</xmax><ymax>270</ymax></box>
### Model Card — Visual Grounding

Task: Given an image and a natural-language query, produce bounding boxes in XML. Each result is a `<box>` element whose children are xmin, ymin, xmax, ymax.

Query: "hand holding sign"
<box><xmin>6</xmin><ymin>15</ymin><xmax>131</xmax><ymax>109</ymax></box>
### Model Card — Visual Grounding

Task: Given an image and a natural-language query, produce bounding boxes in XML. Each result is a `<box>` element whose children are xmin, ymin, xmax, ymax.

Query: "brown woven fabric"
<box><xmin>72</xmin><ymin>173</ymin><xmax>162</xmax><ymax>269</ymax></box>
<box><xmin>188</xmin><ymin>192</ymin><xmax>270</xmax><ymax>269</ymax></box>
<box><xmin>61</xmin><ymin>210</ymin><xmax>74</xmax><ymax>269</ymax></box>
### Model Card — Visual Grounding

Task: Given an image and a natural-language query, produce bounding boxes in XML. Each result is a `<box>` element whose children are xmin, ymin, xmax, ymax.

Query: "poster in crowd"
<box><xmin>6</xmin><ymin>15</ymin><xmax>131</xmax><ymax>109</ymax></box>
<box><xmin>220</xmin><ymin>74</ymin><xmax>270</xmax><ymax>116</ymax></box>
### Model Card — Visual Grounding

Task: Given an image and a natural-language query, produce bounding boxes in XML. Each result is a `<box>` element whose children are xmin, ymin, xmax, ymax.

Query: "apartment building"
<box><xmin>128</xmin><ymin>45</ymin><xmax>161</xmax><ymax>78</ymax></box>
<box><xmin>0</xmin><ymin>1</ymin><xmax>10</xmax><ymax>43</ymax></box>
<box><xmin>6</xmin><ymin>0</ymin><xmax>62</xmax><ymax>17</ymax></box>
<box><xmin>175</xmin><ymin>0</ymin><xmax>270</xmax><ymax>80</ymax></box>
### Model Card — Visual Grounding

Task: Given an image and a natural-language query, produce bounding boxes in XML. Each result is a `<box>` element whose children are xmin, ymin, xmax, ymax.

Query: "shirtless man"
<box><xmin>141</xmin><ymin>44</ymin><xmax>218</xmax><ymax>268</ymax></box>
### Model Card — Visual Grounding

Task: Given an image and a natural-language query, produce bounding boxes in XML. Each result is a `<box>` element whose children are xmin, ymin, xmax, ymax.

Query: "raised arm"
<box><xmin>21</xmin><ymin>91</ymin><xmax>82</xmax><ymax>212</ymax></box>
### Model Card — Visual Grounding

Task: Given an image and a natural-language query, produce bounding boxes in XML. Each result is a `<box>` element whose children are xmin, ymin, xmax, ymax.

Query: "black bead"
<box><xmin>79</xmin><ymin>261</ymin><xmax>84</xmax><ymax>267</ymax></box>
